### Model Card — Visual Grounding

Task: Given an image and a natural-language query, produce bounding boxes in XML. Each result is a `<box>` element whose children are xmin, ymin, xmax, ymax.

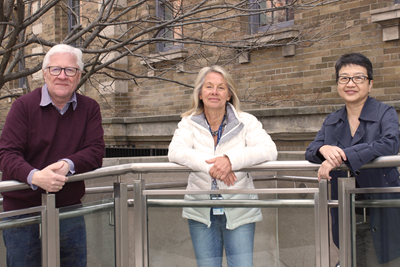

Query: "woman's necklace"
<box><xmin>347</xmin><ymin>108</ymin><xmax>361</xmax><ymax>137</ymax></box>
<box><xmin>205</xmin><ymin>113</ymin><xmax>227</xmax><ymax>137</ymax></box>
<box><xmin>211</xmin><ymin>130</ymin><xmax>219</xmax><ymax>136</ymax></box>
<box><xmin>349</xmin><ymin>124</ymin><xmax>357</xmax><ymax>136</ymax></box>
<box><xmin>348</xmin><ymin>120</ymin><xmax>360</xmax><ymax>136</ymax></box>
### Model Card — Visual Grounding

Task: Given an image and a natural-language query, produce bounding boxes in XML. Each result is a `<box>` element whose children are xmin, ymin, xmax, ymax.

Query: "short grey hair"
<box><xmin>182</xmin><ymin>65</ymin><xmax>241</xmax><ymax>117</ymax></box>
<box><xmin>42</xmin><ymin>44</ymin><xmax>83</xmax><ymax>71</ymax></box>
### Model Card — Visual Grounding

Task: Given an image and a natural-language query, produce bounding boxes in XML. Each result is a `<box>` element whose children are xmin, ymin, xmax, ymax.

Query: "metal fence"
<box><xmin>1</xmin><ymin>155</ymin><xmax>400</xmax><ymax>267</ymax></box>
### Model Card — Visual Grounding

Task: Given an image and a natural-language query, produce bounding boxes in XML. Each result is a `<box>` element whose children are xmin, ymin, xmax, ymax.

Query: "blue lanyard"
<box><xmin>206</xmin><ymin>115</ymin><xmax>226</xmax><ymax>147</ymax></box>
<box><xmin>205</xmin><ymin>115</ymin><xmax>226</xmax><ymax>191</ymax></box>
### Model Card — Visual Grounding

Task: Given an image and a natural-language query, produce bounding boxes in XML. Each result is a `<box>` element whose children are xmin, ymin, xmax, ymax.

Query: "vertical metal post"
<box><xmin>134</xmin><ymin>176</ymin><xmax>148</xmax><ymax>267</ymax></box>
<box><xmin>338</xmin><ymin>177</ymin><xmax>355</xmax><ymax>267</ymax></box>
<box><xmin>351</xmin><ymin>193</ymin><xmax>357</xmax><ymax>267</ymax></box>
<box><xmin>41</xmin><ymin>193</ymin><xmax>60</xmax><ymax>267</ymax></box>
<box><xmin>317</xmin><ymin>179</ymin><xmax>330</xmax><ymax>267</ymax></box>
<box><xmin>114</xmin><ymin>182</ymin><xmax>129</xmax><ymax>267</ymax></box>
<box><xmin>314</xmin><ymin>192</ymin><xmax>321</xmax><ymax>267</ymax></box>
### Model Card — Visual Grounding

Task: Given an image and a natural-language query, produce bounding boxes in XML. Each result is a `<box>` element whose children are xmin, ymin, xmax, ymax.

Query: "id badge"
<box><xmin>211</xmin><ymin>195</ymin><xmax>224</xmax><ymax>215</ymax></box>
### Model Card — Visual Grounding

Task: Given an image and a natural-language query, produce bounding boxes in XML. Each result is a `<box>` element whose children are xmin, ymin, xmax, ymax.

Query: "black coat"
<box><xmin>305</xmin><ymin>97</ymin><xmax>400</xmax><ymax>264</ymax></box>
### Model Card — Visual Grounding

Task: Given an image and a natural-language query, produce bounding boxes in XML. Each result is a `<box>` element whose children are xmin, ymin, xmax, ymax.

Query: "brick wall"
<box><xmin>0</xmin><ymin>0</ymin><xmax>399</xmax><ymax>148</ymax></box>
<box><xmin>116</xmin><ymin>0</ymin><xmax>399</xmax><ymax>117</ymax></box>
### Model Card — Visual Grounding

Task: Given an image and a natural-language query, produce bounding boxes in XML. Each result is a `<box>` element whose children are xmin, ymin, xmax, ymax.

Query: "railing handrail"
<box><xmin>142</xmin><ymin>188</ymin><xmax>319</xmax><ymax>196</ymax></box>
<box><xmin>1</xmin><ymin>155</ymin><xmax>400</xmax><ymax>194</ymax></box>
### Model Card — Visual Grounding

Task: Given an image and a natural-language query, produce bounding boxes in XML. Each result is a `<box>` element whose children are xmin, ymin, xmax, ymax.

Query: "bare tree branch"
<box><xmin>0</xmin><ymin>0</ymin><xmax>349</xmax><ymax>101</ymax></box>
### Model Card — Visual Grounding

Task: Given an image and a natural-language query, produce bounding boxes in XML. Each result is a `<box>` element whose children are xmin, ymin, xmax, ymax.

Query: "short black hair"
<box><xmin>335</xmin><ymin>53</ymin><xmax>373</xmax><ymax>83</ymax></box>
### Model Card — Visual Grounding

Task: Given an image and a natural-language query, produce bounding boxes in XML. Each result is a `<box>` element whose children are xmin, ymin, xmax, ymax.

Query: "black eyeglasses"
<box><xmin>47</xmin><ymin>66</ymin><xmax>79</xmax><ymax>77</ymax></box>
<box><xmin>337</xmin><ymin>76</ymin><xmax>369</xmax><ymax>84</ymax></box>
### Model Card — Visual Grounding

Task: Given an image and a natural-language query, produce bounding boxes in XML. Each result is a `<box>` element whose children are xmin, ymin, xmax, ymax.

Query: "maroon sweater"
<box><xmin>0</xmin><ymin>87</ymin><xmax>105</xmax><ymax>211</ymax></box>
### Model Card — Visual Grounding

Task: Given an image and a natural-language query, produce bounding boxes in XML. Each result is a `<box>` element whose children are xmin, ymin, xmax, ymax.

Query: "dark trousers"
<box><xmin>3</xmin><ymin>215</ymin><xmax>87</xmax><ymax>267</ymax></box>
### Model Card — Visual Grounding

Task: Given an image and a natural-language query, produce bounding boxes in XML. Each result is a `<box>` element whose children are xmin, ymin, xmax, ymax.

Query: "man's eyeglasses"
<box><xmin>47</xmin><ymin>66</ymin><xmax>79</xmax><ymax>77</ymax></box>
<box><xmin>337</xmin><ymin>76</ymin><xmax>369</xmax><ymax>84</ymax></box>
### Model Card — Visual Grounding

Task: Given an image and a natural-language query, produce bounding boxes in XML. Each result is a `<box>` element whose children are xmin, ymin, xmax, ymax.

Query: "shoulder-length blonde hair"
<box><xmin>182</xmin><ymin>65</ymin><xmax>241</xmax><ymax>117</ymax></box>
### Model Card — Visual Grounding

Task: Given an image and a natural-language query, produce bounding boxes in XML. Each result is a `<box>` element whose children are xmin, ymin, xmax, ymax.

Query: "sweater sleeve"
<box><xmin>67</xmin><ymin>99</ymin><xmax>105</xmax><ymax>174</ymax></box>
<box><xmin>305</xmin><ymin>120</ymin><xmax>327</xmax><ymax>164</ymax></box>
<box><xmin>0</xmin><ymin>99</ymin><xmax>36</xmax><ymax>183</ymax></box>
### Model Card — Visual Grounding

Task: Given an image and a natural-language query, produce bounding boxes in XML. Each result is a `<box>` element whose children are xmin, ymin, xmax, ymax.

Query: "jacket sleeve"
<box><xmin>0</xmin><ymin>100</ymin><xmax>36</xmax><ymax>183</ymax></box>
<box><xmin>305</xmin><ymin>118</ymin><xmax>329</xmax><ymax>164</ymax></box>
<box><xmin>343</xmin><ymin>107</ymin><xmax>399</xmax><ymax>172</ymax></box>
<box><xmin>224</xmin><ymin>114</ymin><xmax>278</xmax><ymax>171</ymax></box>
<box><xmin>168</xmin><ymin>118</ymin><xmax>215</xmax><ymax>174</ymax></box>
<box><xmin>67</xmin><ymin>100</ymin><xmax>105</xmax><ymax>174</ymax></box>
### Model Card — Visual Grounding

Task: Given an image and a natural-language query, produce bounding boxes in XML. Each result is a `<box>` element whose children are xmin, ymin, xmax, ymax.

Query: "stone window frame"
<box><xmin>371</xmin><ymin>3</ymin><xmax>400</xmax><ymax>41</ymax></box>
<box><xmin>240</xmin><ymin>0</ymin><xmax>297</xmax><ymax>61</ymax></box>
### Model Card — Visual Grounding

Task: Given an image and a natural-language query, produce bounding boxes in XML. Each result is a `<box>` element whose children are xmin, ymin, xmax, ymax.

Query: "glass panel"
<box><xmin>259</xmin><ymin>0</ymin><xmax>294</xmax><ymax>27</ymax></box>
<box><xmin>260</xmin><ymin>194</ymin><xmax>316</xmax><ymax>266</ymax></box>
<box><xmin>0</xmin><ymin>211</ymin><xmax>42</xmax><ymax>266</ymax></box>
<box><xmin>147</xmin><ymin>195</ymin><xmax>196</xmax><ymax>266</ymax></box>
<box><xmin>0</xmin><ymin>229</ymin><xmax>5</xmax><ymax>266</ymax></box>
<box><xmin>147</xmin><ymin>194</ymin><xmax>316</xmax><ymax>266</ymax></box>
<box><xmin>59</xmin><ymin>199</ymin><xmax>115</xmax><ymax>267</ymax></box>
<box><xmin>352</xmin><ymin>192</ymin><xmax>400</xmax><ymax>266</ymax></box>
<box><xmin>163</xmin><ymin>0</ymin><xmax>182</xmax><ymax>48</ymax></box>
<box><xmin>259</xmin><ymin>1</ymin><xmax>272</xmax><ymax>26</ymax></box>
<box><xmin>274</xmin><ymin>0</ymin><xmax>287</xmax><ymax>23</ymax></box>
<box><xmin>164</xmin><ymin>6</ymin><xmax>174</xmax><ymax>43</ymax></box>
<box><xmin>69</xmin><ymin>0</ymin><xmax>80</xmax><ymax>28</ymax></box>
<box><xmin>287</xmin><ymin>0</ymin><xmax>294</xmax><ymax>21</ymax></box>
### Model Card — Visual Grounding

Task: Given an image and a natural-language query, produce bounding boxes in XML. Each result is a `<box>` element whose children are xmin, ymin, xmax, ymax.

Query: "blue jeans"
<box><xmin>3</xmin><ymin>214</ymin><xmax>87</xmax><ymax>267</ymax></box>
<box><xmin>188</xmin><ymin>211</ymin><xmax>255</xmax><ymax>267</ymax></box>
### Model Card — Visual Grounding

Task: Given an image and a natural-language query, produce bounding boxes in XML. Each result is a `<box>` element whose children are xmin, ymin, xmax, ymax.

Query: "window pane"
<box><xmin>258</xmin><ymin>0</ymin><xmax>294</xmax><ymax>27</ymax></box>
<box><xmin>286</xmin><ymin>0</ymin><xmax>294</xmax><ymax>21</ymax></box>
<box><xmin>164</xmin><ymin>6</ymin><xmax>174</xmax><ymax>41</ymax></box>
<box><xmin>69</xmin><ymin>0</ymin><xmax>80</xmax><ymax>28</ymax></box>
<box><xmin>259</xmin><ymin>1</ymin><xmax>272</xmax><ymax>26</ymax></box>
<box><xmin>159</xmin><ymin>0</ymin><xmax>183</xmax><ymax>51</ymax></box>
<box><xmin>275</xmin><ymin>0</ymin><xmax>286</xmax><ymax>23</ymax></box>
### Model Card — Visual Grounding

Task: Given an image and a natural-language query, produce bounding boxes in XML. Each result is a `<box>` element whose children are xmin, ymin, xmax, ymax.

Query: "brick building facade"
<box><xmin>1</xmin><ymin>0</ymin><xmax>400</xmax><ymax>150</ymax></box>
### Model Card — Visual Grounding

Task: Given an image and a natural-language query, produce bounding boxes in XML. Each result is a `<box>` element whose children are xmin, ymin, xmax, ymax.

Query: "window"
<box><xmin>156</xmin><ymin>0</ymin><xmax>183</xmax><ymax>52</ymax></box>
<box><xmin>68</xmin><ymin>0</ymin><xmax>80</xmax><ymax>33</ymax></box>
<box><xmin>18</xmin><ymin>60</ymin><xmax>26</xmax><ymax>88</ymax></box>
<box><xmin>249</xmin><ymin>0</ymin><xmax>294</xmax><ymax>34</ymax></box>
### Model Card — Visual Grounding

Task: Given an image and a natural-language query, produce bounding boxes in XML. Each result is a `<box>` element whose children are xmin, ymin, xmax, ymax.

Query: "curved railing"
<box><xmin>2</xmin><ymin>154</ymin><xmax>400</xmax><ymax>193</ymax></box>
<box><xmin>0</xmin><ymin>155</ymin><xmax>400</xmax><ymax>267</ymax></box>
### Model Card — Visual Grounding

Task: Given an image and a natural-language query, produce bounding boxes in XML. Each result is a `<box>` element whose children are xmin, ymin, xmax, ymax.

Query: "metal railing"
<box><xmin>0</xmin><ymin>155</ymin><xmax>400</xmax><ymax>267</ymax></box>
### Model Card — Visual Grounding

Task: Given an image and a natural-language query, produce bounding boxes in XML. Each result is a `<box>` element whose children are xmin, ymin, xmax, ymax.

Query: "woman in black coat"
<box><xmin>305</xmin><ymin>53</ymin><xmax>400</xmax><ymax>267</ymax></box>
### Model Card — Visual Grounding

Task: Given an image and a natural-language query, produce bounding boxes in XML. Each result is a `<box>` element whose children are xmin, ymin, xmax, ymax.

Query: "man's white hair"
<box><xmin>42</xmin><ymin>44</ymin><xmax>83</xmax><ymax>71</ymax></box>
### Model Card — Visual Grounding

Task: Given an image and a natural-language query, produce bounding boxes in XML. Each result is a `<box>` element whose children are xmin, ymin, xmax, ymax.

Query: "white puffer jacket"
<box><xmin>168</xmin><ymin>103</ymin><xmax>278</xmax><ymax>229</ymax></box>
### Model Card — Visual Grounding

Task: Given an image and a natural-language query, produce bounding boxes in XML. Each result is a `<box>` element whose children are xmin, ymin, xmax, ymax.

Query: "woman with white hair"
<box><xmin>168</xmin><ymin>65</ymin><xmax>277</xmax><ymax>267</ymax></box>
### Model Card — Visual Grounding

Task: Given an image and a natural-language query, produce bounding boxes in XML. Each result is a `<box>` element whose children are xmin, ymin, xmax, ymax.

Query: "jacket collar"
<box><xmin>325</xmin><ymin>97</ymin><xmax>379</xmax><ymax>125</ymax></box>
<box><xmin>326</xmin><ymin>97</ymin><xmax>378</xmax><ymax>146</ymax></box>
<box><xmin>359</xmin><ymin>97</ymin><xmax>380</xmax><ymax>123</ymax></box>
<box><xmin>190</xmin><ymin>103</ymin><xmax>243</xmax><ymax>144</ymax></box>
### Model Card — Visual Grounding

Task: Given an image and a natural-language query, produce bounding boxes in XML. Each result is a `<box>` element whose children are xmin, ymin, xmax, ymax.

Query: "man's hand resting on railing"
<box><xmin>31</xmin><ymin>161</ymin><xmax>69</xmax><ymax>192</ymax></box>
